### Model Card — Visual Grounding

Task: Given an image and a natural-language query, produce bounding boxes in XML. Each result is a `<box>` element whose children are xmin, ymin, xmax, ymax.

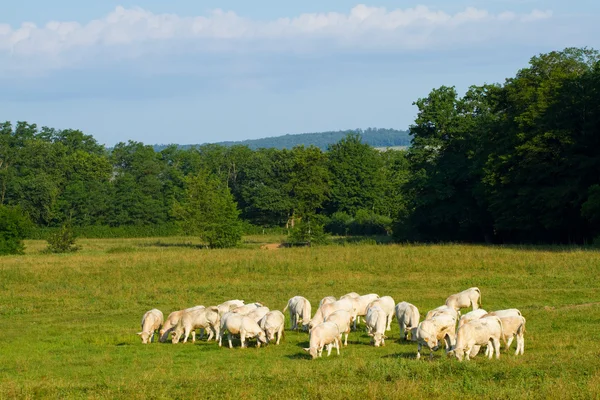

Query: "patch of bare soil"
<box><xmin>260</xmin><ymin>243</ymin><xmax>284</xmax><ymax>250</ymax></box>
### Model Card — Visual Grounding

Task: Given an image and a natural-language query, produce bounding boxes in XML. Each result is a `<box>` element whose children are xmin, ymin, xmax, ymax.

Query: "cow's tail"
<box><xmin>282</xmin><ymin>300</ymin><xmax>290</xmax><ymax>313</ymax></box>
<box><xmin>519</xmin><ymin>317</ymin><xmax>526</xmax><ymax>335</ymax></box>
<box><xmin>475</xmin><ymin>287</ymin><xmax>482</xmax><ymax>308</ymax></box>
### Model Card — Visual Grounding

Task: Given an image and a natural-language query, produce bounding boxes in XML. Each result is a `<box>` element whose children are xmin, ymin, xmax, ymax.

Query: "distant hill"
<box><xmin>153</xmin><ymin>128</ymin><xmax>410</xmax><ymax>152</ymax></box>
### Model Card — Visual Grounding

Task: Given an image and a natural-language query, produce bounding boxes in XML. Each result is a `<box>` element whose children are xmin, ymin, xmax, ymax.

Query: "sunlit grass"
<box><xmin>1</xmin><ymin>239</ymin><xmax>599</xmax><ymax>398</ymax></box>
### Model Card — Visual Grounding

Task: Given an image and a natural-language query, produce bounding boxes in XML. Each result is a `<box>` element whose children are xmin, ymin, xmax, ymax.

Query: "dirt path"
<box><xmin>260</xmin><ymin>243</ymin><xmax>283</xmax><ymax>250</ymax></box>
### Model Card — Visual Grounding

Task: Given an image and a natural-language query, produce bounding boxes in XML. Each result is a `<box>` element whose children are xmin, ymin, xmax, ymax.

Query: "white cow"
<box><xmin>395</xmin><ymin>302</ymin><xmax>420</xmax><ymax>341</ymax></box>
<box><xmin>415</xmin><ymin>314</ymin><xmax>457</xmax><ymax>359</ymax></box>
<box><xmin>309</xmin><ymin>298</ymin><xmax>354</xmax><ymax>330</ymax></box>
<box><xmin>367</xmin><ymin>296</ymin><xmax>395</xmax><ymax>331</ymax></box>
<box><xmin>445</xmin><ymin>287</ymin><xmax>481</xmax><ymax>314</ymax></box>
<box><xmin>137</xmin><ymin>309</ymin><xmax>163</xmax><ymax>344</ymax></box>
<box><xmin>365</xmin><ymin>306</ymin><xmax>387</xmax><ymax>347</ymax></box>
<box><xmin>217</xmin><ymin>300</ymin><xmax>245</xmax><ymax>316</ymax></box>
<box><xmin>319</xmin><ymin>296</ymin><xmax>337</xmax><ymax>307</ymax></box>
<box><xmin>231</xmin><ymin>302</ymin><xmax>263</xmax><ymax>316</ymax></box>
<box><xmin>171</xmin><ymin>306</ymin><xmax>220</xmax><ymax>343</ymax></box>
<box><xmin>159</xmin><ymin>306</ymin><xmax>204</xmax><ymax>342</ymax></box>
<box><xmin>303</xmin><ymin>322</ymin><xmax>341</xmax><ymax>359</ymax></box>
<box><xmin>339</xmin><ymin>292</ymin><xmax>360</xmax><ymax>300</ymax></box>
<box><xmin>283</xmin><ymin>296</ymin><xmax>312</xmax><ymax>331</ymax></box>
<box><xmin>458</xmin><ymin>309</ymin><xmax>488</xmax><ymax>328</ymax></box>
<box><xmin>482</xmin><ymin>315</ymin><xmax>526</xmax><ymax>357</ymax></box>
<box><xmin>325</xmin><ymin>309</ymin><xmax>353</xmax><ymax>346</ymax></box>
<box><xmin>350</xmin><ymin>294</ymin><xmax>380</xmax><ymax>329</ymax></box>
<box><xmin>259</xmin><ymin>311</ymin><xmax>285</xmax><ymax>345</ymax></box>
<box><xmin>453</xmin><ymin>316</ymin><xmax>503</xmax><ymax>361</ymax></box>
<box><xmin>219</xmin><ymin>314</ymin><xmax>267</xmax><ymax>348</ymax></box>
<box><xmin>247</xmin><ymin>306</ymin><xmax>270</xmax><ymax>323</ymax></box>
<box><xmin>425</xmin><ymin>305</ymin><xmax>458</xmax><ymax>321</ymax></box>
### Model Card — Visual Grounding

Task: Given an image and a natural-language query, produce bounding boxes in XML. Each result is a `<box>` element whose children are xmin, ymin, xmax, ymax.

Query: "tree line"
<box><xmin>2</xmin><ymin>47</ymin><xmax>600</xmax><ymax>251</ymax></box>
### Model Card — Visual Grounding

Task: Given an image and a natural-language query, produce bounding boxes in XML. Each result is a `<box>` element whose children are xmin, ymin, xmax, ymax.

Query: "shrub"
<box><xmin>325</xmin><ymin>212</ymin><xmax>353</xmax><ymax>235</ymax></box>
<box><xmin>287</xmin><ymin>217</ymin><xmax>329</xmax><ymax>246</ymax></box>
<box><xmin>45</xmin><ymin>221</ymin><xmax>80</xmax><ymax>253</ymax></box>
<box><xmin>0</xmin><ymin>206</ymin><xmax>31</xmax><ymax>255</ymax></box>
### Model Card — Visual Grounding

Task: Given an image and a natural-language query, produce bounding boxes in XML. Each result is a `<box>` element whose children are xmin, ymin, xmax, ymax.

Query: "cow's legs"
<box><xmin>240</xmin><ymin>331</ymin><xmax>246</xmax><ymax>348</ymax></box>
<box><xmin>228</xmin><ymin>333</ymin><xmax>233</xmax><ymax>349</ymax></box>
<box><xmin>417</xmin><ymin>343</ymin><xmax>422</xmax><ymax>359</ymax></box>
<box><xmin>506</xmin><ymin>336</ymin><xmax>514</xmax><ymax>351</ymax></box>
<box><xmin>335</xmin><ymin>338</ymin><xmax>340</xmax><ymax>355</ymax></box>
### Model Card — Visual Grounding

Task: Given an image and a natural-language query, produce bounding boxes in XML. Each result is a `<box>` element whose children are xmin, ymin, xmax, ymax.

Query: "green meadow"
<box><xmin>1</xmin><ymin>237</ymin><xmax>599</xmax><ymax>399</ymax></box>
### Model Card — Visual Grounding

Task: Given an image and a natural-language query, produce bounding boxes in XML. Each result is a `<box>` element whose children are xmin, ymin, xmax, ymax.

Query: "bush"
<box><xmin>325</xmin><ymin>212</ymin><xmax>353</xmax><ymax>235</ymax></box>
<box><xmin>45</xmin><ymin>221</ymin><xmax>80</xmax><ymax>253</ymax></box>
<box><xmin>287</xmin><ymin>217</ymin><xmax>329</xmax><ymax>246</ymax></box>
<box><xmin>324</xmin><ymin>210</ymin><xmax>393</xmax><ymax>236</ymax></box>
<box><xmin>0</xmin><ymin>206</ymin><xmax>31</xmax><ymax>255</ymax></box>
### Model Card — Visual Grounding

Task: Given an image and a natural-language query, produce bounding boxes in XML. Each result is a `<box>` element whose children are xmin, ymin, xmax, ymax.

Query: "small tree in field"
<box><xmin>46</xmin><ymin>219</ymin><xmax>80</xmax><ymax>253</ymax></box>
<box><xmin>0</xmin><ymin>205</ymin><xmax>31</xmax><ymax>255</ymax></box>
<box><xmin>173</xmin><ymin>171</ymin><xmax>243</xmax><ymax>249</ymax></box>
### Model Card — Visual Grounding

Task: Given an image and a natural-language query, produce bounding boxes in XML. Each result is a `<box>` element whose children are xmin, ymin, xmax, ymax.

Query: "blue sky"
<box><xmin>1</xmin><ymin>1</ymin><xmax>599</xmax><ymax>146</ymax></box>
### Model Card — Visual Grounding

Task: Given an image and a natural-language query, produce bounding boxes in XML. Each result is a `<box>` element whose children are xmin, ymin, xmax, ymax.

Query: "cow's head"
<box><xmin>170</xmin><ymin>328</ymin><xmax>183</xmax><ymax>344</ymax></box>
<box><xmin>303</xmin><ymin>346</ymin><xmax>319</xmax><ymax>359</ymax></box>
<box><xmin>137</xmin><ymin>331</ymin><xmax>151</xmax><ymax>344</ymax></box>
<box><xmin>368</xmin><ymin>332</ymin><xmax>387</xmax><ymax>347</ymax></box>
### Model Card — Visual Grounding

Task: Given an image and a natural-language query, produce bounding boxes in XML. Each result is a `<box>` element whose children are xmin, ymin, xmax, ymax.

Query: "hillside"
<box><xmin>153</xmin><ymin>128</ymin><xmax>410</xmax><ymax>151</ymax></box>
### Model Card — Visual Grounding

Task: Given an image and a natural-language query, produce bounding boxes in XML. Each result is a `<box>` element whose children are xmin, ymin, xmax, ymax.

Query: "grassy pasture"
<box><xmin>1</xmin><ymin>237</ymin><xmax>599</xmax><ymax>399</ymax></box>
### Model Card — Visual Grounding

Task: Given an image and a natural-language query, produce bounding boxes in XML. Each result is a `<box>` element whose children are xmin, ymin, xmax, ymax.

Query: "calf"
<box><xmin>365</xmin><ymin>306</ymin><xmax>387</xmax><ymax>347</ymax></box>
<box><xmin>283</xmin><ymin>296</ymin><xmax>312</xmax><ymax>331</ymax></box>
<box><xmin>415</xmin><ymin>314</ymin><xmax>457</xmax><ymax>359</ymax></box>
<box><xmin>325</xmin><ymin>309</ymin><xmax>352</xmax><ymax>346</ymax></box>
<box><xmin>259</xmin><ymin>310</ymin><xmax>285</xmax><ymax>345</ymax></box>
<box><xmin>445</xmin><ymin>287</ymin><xmax>481</xmax><ymax>314</ymax></box>
<box><xmin>395</xmin><ymin>302</ymin><xmax>420</xmax><ymax>341</ymax></box>
<box><xmin>220</xmin><ymin>314</ymin><xmax>267</xmax><ymax>348</ymax></box>
<box><xmin>138</xmin><ymin>309</ymin><xmax>163</xmax><ymax>344</ymax></box>
<box><xmin>453</xmin><ymin>316</ymin><xmax>503</xmax><ymax>361</ymax></box>
<box><xmin>482</xmin><ymin>315</ymin><xmax>525</xmax><ymax>357</ymax></box>
<box><xmin>303</xmin><ymin>322</ymin><xmax>341</xmax><ymax>359</ymax></box>
<box><xmin>367</xmin><ymin>296</ymin><xmax>395</xmax><ymax>331</ymax></box>
<box><xmin>171</xmin><ymin>306</ymin><xmax>220</xmax><ymax>343</ymax></box>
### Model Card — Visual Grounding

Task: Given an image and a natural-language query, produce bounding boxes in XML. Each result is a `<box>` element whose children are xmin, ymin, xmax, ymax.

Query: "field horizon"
<box><xmin>1</xmin><ymin>237</ymin><xmax>599</xmax><ymax>399</ymax></box>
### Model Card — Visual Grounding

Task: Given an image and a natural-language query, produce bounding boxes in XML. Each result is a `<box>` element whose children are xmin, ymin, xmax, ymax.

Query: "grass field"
<box><xmin>1</xmin><ymin>237</ymin><xmax>599</xmax><ymax>399</ymax></box>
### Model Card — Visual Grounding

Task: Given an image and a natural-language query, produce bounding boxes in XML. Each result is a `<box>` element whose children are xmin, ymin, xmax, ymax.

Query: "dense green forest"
<box><xmin>153</xmin><ymin>128</ymin><xmax>410</xmax><ymax>152</ymax></box>
<box><xmin>2</xmin><ymin>47</ymin><xmax>600</xmax><ymax>245</ymax></box>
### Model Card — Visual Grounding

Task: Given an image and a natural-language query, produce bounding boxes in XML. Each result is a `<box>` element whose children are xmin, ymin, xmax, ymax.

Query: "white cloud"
<box><xmin>0</xmin><ymin>4</ymin><xmax>553</xmax><ymax>73</ymax></box>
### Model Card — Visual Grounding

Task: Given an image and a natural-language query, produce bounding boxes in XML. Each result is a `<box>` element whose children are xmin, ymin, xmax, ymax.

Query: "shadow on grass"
<box><xmin>285</xmin><ymin>352</ymin><xmax>312</xmax><ymax>360</ymax></box>
<box><xmin>382</xmin><ymin>352</ymin><xmax>417</xmax><ymax>360</ymax></box>
<box><xmin>330</xmin><ymin>235</ymin><xmax>394</xmax><ymax>246</ymax></box>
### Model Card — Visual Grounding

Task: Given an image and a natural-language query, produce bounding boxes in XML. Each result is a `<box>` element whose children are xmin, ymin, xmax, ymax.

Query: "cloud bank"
<box><xmin>0</xmin><ymin>4</ymin><xmax>553</xmax><ymax>73</ymax></box>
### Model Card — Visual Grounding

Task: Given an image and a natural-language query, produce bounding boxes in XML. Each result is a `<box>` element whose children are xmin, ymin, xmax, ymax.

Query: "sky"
<box><xmin>1</xmin><ymin>1</ymin><xmax>599</xmax><ymax>146</ymax></box>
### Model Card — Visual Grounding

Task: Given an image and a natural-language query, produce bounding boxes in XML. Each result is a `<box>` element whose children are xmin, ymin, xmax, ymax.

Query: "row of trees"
<box><xmin>403</xmin><ymin>47</ymin><xmax>600</xmax><ymax>243</ymax></box>
<box><xmin>2</xmin><ymin>47</ymin><xmax>600</xmax><ymax>250</ymax></box>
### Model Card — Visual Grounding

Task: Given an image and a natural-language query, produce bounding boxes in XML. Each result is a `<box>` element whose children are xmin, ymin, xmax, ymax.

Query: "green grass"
<box><xmin>1</xmin><ymin>239</ymin><xmax>599</xmax><ymax>399</ymax></box>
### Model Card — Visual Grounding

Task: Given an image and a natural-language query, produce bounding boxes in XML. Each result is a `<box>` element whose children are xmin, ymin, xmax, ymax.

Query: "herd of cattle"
<box><xmin>137</xmin><ymin>287</ymin><xmax>526</xmax><ymax>361</ymax></box>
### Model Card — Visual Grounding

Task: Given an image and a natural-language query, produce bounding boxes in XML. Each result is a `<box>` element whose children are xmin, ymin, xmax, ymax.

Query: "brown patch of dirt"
<box><xmin>544</xmin><ymin>302</ymin><xmax>600</xmax><ymax>311</ymax></box>
<box><xmin>259</xmin><ymin>243</ymin><xmax>283</xmax><ymax>250</ymax></box>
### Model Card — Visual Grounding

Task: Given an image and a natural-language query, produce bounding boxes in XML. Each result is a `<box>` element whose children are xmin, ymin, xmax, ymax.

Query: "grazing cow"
<box><xmin>350</xmin><ymin>294</ymin><xmax>380</xmax><ymax>330</ymax></box>
<box><xmin>325</xmin><ymin>310</ymin><xmax>352</xmax><ymax>346</ymax></box>
<box><xmin>445</xmin><ymin>287</ymin><xmax>481</xmax><ymax>314</ymax></box>
<box><xmin>231</xmin><ymin>302</ymin><xmax>263</xmax><ymax>316</ymax></box>
<box><xmin>425</xmin><ymin>305</ymin><xmax>458</xmax><ymax>321</ymax></box>
<box><xmin>283</xmin><ymin>296</ymin><xmax>312</xmax><ymax>331</ymax></box>
<box><xmin>482</xmin><ymin>315</ymin><xmax>526</xmax><ymax>357</ymax></box>
<box><xmin>259</xmin><ymin>310</ymin><xmax>285</xmax><ymax>345</ymax></box>
<box><xmin>219</xmin><ymin>314</ymin><xmax>267</xmax><ymax>348</ymax></box>
<box><xmin>309</xmin><ymin>298</ymin><xmax>354</xmax><ymax>330</ymax></box>
<box><xmin>458</xmin><ymin>309</ymin><xmax>488</xmax><ymax>328</ymax></box>
<box><xmin>247</xmin><ymin>306</ymin><xmax>270</xmax><ymax>323</ymax></box>
<box><xmin>319</xmin><ymin>296</ymin><xmax>337</xmax><ymax>307</ymax></box>
<box><xmin>453</xmin><ymin>316</ymin><xmax>503</xmax><ymax>361</ymax></box>
<box><xmin>340</xmin><ymin>292</ymin><xmax>360</xmax><ymax>301</ymax></box>
<box><xmin>159</xmin><ymin>306</ymin><xmax>204</xmax><ymax>342</ymax></box>
<box><xmin>415</xmin><ymin>314</ymin><xmax>457</xmax><ymax>359</ymax></box>
<box><xmin>137</xmin><ymin>309</ymin><xmax>163</xmax><ymax>344</ymax></box>
<box><xmin>483</xmin><ymin>309</ymin><xmax>522</xmax><ymax>318</ymax></box>
<box><xmin>367</xmin><ymin>296</ymin><xmax>395</xmax><ymax>331</ymax></box>
<box><xmin>365</xmin><ymin>306</ymin><xmax>387</xmax><ymax>347</ymax></box>
<box><xmin>303</xmin><ymin>322</ymin><xmax>341</xmax><ymax>359</ymax></box>
<box><xmin>395</xmin><ymin>302</ymin><xmax>420</xmax><ymax>341</ymax></box>
<box><xmin>216</xmin><ymin>300</ymin><xmax>245</xmax><ymax>317</ymax></box>
<box><xmin>171</xmin><ymin>306</ymin><xmax>220</xmax><ymax>343</ymax></box>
